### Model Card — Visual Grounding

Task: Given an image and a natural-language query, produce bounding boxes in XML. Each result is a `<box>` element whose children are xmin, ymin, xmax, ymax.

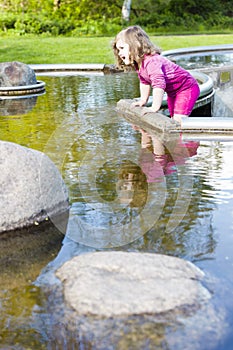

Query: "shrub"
<box><xmin>0</xmin><ymin>13</ymin><xmax>17</xmax><ymax>31</ymax></box>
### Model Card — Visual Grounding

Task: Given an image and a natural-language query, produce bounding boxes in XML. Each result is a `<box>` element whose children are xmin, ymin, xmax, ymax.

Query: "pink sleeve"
<box><xmin>137</xmin><ymin>73</ymin><xmax>150</xmax><ymax>86</ymax></box>
<box><xmin>144</xmin><ymin>57</ymin><xmax>166</xmax><ymax>90</ymax></box>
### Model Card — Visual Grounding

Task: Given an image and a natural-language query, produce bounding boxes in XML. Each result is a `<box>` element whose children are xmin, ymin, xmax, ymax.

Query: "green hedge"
<box><xmin>0</xmin><ymin>11</ymin><xmax>233</xmax><ymax>36</ymax></box>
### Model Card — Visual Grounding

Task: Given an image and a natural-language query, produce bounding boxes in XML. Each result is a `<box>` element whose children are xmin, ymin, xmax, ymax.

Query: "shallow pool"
<box><xmin>0</xmin><ymin>71</ymin><xmax>233</xmax><ymax>349</ymax></box>
<box><xmin>163</xmin><ymin>49</ymin><xmax>233</xmax><ymax>70</ymax></box>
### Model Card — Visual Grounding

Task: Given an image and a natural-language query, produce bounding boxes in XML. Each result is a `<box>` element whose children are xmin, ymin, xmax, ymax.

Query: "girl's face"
<box><xmin>116</xmin><ymin>39</ymin><xmax>130</xmax><ymax>65</ymax></box>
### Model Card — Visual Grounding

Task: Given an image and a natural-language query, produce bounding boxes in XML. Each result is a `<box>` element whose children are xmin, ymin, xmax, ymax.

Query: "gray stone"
<box><xmin>56</xmin><ymin>251</ymin><xmax>210</xmax><ymax>317</ymax></box>
<box><xmin>0</xmin><ymin>61</ymin><xmax>37</xmax><ymax>87</ymax></box>
<box><xmin>0</xmin><ymin>140</ymin><xmax>69</xmax><ymax>233</ymax></box>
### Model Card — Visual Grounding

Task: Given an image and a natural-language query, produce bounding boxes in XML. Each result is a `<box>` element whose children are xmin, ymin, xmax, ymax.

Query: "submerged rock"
<box><xmin>56</xmin><ymin>251</ymin><xmax>210</xmax><ymax>317</ymax></box>
<box><xmin>37</xmin><ymin>250</ymin><xmax>228</xmax><ymax>349</ymax></box>
<box><xmin>0</xmin><ymin>140</ymin><xmax>69</xmax><ymax>233</ymax></box>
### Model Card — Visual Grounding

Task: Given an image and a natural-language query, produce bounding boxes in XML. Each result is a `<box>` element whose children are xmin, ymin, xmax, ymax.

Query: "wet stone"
<box><xmin>55</xmin><ymin>251</ymin><xmax>211</xmax><ymax>317</ymax></box>
<box><xmin>37</xmin><ymin>249</ymin><xmax>226</xmax><ymax>350</ymax></box>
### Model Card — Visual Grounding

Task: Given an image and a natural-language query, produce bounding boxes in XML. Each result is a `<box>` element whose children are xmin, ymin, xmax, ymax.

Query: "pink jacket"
<box><xmin>136</xmin><ymin>54</ymin><xmax>198</xmax><ymax>97</ymax></box>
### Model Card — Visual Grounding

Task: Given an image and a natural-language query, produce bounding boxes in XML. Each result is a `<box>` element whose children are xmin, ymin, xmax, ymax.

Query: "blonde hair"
<box><xmin>112</xmin><ymin>25</ymin><xmax>161</xmax><ymax>69</ymax></box>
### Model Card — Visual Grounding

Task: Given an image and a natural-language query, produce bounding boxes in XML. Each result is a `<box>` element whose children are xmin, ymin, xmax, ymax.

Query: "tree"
<box><xmin>168</xmin><ymin>0</ymin><xmax>221</xmax><ymax>19</ymax></box>
<box><xmin>122</xmin><ymin>0</ymin><xmax>132</xmax><ymax>21</ymax></box>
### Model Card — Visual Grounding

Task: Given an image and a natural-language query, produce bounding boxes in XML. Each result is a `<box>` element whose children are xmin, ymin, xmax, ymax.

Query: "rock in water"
<box><xmin>0</xmin><ymin>140</ymin><xmax>69</xmax><ymax>233</ymax></box>
<box><xmin>56</xmin><ymin>251</ymin><xmax>211</xmax><ymax>317</ymax></box>
<box><xmin>0</xmin><ymin>61</ymin><xmax>37</xmax><ymax>87</ymax></box>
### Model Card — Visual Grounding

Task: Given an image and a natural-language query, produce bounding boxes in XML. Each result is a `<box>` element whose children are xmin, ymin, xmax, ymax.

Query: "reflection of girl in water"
<box><xmin>116</xmin><ymin>160</ymin><xmax>148</xmax><ymax>208</ymax></box>
<box><xmin>116</xmin><ymin>128</ymin><xmax>199</xmax><ymax>207</ymax></box>
<box><xmin>132</xmin><ymin>125</ymin><xmax>200</xmax><ymax>183</ymax></box>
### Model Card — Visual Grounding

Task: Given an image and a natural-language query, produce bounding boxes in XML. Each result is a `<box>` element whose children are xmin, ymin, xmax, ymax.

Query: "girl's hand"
<box><xmin>131</xmin><ymin>99</ymin><xmax>147</xmax><ymax>108</ymax></box>
<box><xmin>141</xmin><ymin>106</ymin><xmax>159</xmax><ymax>115</ymax></box>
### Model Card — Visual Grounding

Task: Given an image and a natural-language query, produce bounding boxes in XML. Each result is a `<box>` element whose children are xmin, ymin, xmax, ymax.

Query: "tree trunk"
<box><xmin>53</xmin><ymin>0</ymin><xmax>61</xmax><ymax>11</ymax></box>
<box><xmin>122</xmin><ymin>0</ymin><xmax>132</xmax><ymax>21</ymax></box>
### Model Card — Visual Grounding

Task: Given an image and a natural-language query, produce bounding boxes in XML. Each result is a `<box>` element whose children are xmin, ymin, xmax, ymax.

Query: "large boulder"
<box><xmin>0</xmin><ymin>61</ymin><xmax>37</xmax><ymax>87</ymax></box>
<box><xmin>0</xmin><ymin>140</ymin><xmax>69</xmax><ymax>233</ymax></box>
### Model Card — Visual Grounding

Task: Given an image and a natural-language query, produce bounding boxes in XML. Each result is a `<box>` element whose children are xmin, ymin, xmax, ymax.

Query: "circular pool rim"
<box><xmin>0</xmin><ymin>80</ymin><xmax>46</xmax><ymax>97</ymax></box>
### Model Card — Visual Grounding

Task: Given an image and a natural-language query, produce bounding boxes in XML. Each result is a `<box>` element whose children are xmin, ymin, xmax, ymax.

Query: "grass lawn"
<box><xmin>0</xmin><ymin>34</ymin><xmax>233</xmax><ymax>64</ymax></box>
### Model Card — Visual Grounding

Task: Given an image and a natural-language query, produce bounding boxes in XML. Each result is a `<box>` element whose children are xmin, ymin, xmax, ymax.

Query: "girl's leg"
<box><xmin>172</xmin><ymin>83</ymin><xmax>200</xmax><ymax>124</ymax></box>
<box><xmin>167</xmin><ymin>95</ymin><xmax>175</xmax><ymax>118</ymax></box>
<box><xmin>173</xmin><ymin>113</ymin><xmax>188</xmax><ymax>124</ymax></box>
<box><xmin>167</xmin><ymin>96</ymin><xmax>186</xmax><ymax>124</ymax></box>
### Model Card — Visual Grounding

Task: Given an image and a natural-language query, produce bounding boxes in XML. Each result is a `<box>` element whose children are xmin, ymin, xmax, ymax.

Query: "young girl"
<box><xmin>112</xmin><ymin>25</ymin><xmax>200</xmax><ymax>124</ymax></box>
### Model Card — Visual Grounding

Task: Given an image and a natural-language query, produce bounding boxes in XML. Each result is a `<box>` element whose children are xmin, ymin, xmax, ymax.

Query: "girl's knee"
<box><xmin>173</xmin><ymin>114</ymin><xmax>188</xmax><ymax>125</ymax></box>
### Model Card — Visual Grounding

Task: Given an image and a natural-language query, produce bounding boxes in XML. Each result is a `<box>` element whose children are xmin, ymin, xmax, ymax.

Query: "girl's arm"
<box><xmin>151</xmin><ymin>87</ymin><xmax>164</xmax><ymax>112</ymax></box>
<box><xmin>140</xmin><ymin>83</ymin><xmax>151</xmax><ymax>105</ymax></box>
<box><xmin>132</xmin><ymin>85</ymin><xmax>164</xmax><ymax>113</ymax></box>
<box><xmin>132</xmin><ymin>83</ymin><xmax>151</xmax><ymax>107</ymax></box>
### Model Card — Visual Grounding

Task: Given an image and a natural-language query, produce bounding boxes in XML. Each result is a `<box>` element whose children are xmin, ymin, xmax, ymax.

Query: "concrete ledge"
<box><xmin>30</xmin><ymin>63</ymin><xmax>105</xmax><ymax>72</ymax></box>
<box><xmin>162</xmin><ymin>44</ymin><xmax>233</xmax><ymax>57</ymax></box>
<box><xmin>117</xmin><ymin>99</ymin><xmax>233</xmax><ymax>139</ymax></box>
<box><xmin>116</xmin><ymin>99</ymin><xmax>180</xmax><ymax>138</ymax></box>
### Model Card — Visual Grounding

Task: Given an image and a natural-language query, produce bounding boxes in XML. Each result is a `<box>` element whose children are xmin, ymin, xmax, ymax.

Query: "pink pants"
<box><xmin>167</xmin><ymin>83</ymin><xmax>200</xmax><ymax>117</ymax></box>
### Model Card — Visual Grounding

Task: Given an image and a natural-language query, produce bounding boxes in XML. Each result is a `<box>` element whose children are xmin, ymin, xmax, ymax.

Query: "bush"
<box><xmin>0</xmin><ymin>9</ymin><xmax>233</xmax><ymax>36</ymax></box>
<box><xmin>0</xmin><ymin>12</ymin><xmax>122</xmax><ymax>36</ymax></box>
<box><xmin>70</xmin><ymin>17</ymin><xmax>122</xmax><ymax>36</ymax></box>
<box><xmin>0</xmin><ymin>13</ymin><xmax>17</xmax><ymax>31</ymax></box>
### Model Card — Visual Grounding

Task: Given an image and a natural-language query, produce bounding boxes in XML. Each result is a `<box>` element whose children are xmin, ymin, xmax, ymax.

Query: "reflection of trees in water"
<box><xmin>0</xmin><ymin>74</ymin><xmax>139</xmax><ymax>153</ymax></box>
<box><xmin>42</xmin><ymin>73</ymin><xmax>139</xmax><ymax>114</ymax></box>
<box><xmin>147</xmin><ymin>173</ymin><xmax>217</xmax><ymax>261</ymax></box>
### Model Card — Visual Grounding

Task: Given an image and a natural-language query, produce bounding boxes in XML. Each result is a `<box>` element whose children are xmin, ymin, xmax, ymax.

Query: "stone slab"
<box><xmin>56</xmin><ymin>251</ymin><xmax>210</xmax><ymax>317</ymax></box>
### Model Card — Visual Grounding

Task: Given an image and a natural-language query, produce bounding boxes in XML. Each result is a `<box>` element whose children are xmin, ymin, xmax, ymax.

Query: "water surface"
<box><xmin>0</xmin><ymin>71</ymin><xmax>233</xmax><ymax>349</ymax></box>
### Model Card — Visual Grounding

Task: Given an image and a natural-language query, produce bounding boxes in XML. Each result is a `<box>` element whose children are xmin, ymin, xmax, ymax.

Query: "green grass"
<box><xmin>0</xmin><ymin>34</ymin><xmax>233</xmax><ymax>64</ymax></box>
